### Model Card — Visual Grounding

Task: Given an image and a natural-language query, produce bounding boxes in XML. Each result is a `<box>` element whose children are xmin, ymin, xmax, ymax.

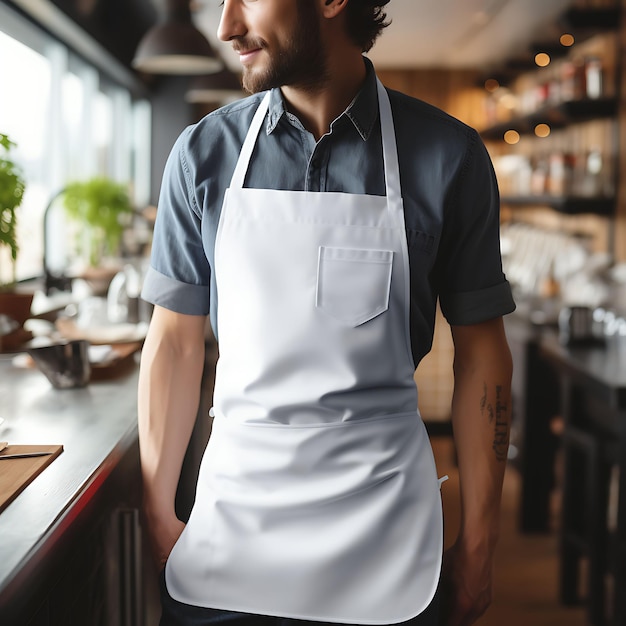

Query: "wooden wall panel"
<box><xmin>376</xmin><ymin>67</ymin><xmax>486</xmax><ymax>128</ymax></box>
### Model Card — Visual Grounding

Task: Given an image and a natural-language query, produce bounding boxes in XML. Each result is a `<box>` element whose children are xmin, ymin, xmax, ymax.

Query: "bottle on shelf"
<box><xmin>585</xmin><ymin>56</ymin><xmax>603</xmax><ymax>99</ymax></box>
<box><xmin>529</xmin><ymin>154</ymin><xmax>549</xmax><ymax>196</ymax></box>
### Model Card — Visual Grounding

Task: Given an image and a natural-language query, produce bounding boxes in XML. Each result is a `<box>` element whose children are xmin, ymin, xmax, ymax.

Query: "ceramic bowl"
<box><xmin>27</xmin><ymin>340</ymin><xmax>91</xmax><ymax>389</ymax></box>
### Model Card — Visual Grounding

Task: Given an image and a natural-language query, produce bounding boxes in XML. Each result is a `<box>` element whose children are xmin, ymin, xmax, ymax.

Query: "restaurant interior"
<box><xmin>0</xmin><ymin>0</ymin><xmax>625</xmax><ymax>624</ymax></box>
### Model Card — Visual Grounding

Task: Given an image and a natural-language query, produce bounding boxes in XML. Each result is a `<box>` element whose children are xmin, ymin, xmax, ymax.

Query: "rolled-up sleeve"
<box><xmin>142</xmin><ymin>267</ymin><xmax>209</xmax><ymax>315</ymax></box>
<box><xmin>141</xmin><ymin>128</ymin><xmax>211</xmax><ymax>316</ymax></box>
<box><xmin>437</xmin><ymin>129</ymin><xmax>515</xmax><ymax>325</ymax></box>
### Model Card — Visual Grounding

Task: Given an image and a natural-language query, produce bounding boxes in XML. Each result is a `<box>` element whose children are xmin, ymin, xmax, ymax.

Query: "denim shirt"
<box><xmin>142</xmin><ymin>58</ymin><xmax>515</xmax><ymax>367</ymax></box>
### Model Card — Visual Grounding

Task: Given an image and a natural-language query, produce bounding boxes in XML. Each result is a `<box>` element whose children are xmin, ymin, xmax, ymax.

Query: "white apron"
<box><xmin>165</xmin><ymin>79</ymin><xmax>443</xmax><ymax>624</ymax></box>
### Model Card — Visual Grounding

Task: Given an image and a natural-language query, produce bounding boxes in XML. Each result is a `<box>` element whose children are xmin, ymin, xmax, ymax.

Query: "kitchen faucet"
<box><xmin>42</xmin><ymin>188</ymin><xmax>73</xmax><ymax>295</ymax></box>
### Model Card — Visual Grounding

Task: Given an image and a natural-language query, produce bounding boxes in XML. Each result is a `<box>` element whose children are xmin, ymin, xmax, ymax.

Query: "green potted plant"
<box><xmin>0</xmin><ymin>133</ymin><xmax>33</xmax><ymax>350</ymax></box>
<box><xmin>0</xmin><ymin>133</ymin><xmax>26</xmax><ymax>290</ymax></box>
<box><xmin>63</xmin><ymin>177</ymin><xmax>134</xmax><ymax>267</ymax></box>
<box><xmin>62</xmin><ymin>177</ymin><xmax>134</xmax><ymax>294</ymax></box>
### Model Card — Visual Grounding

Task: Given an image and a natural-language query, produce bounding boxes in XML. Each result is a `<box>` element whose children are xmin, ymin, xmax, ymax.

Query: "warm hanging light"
<box><xmin>534</xmin><ymin>52</ymin><xmax>551</xmax><ymax>67</ymax></box>
<box><xmin>132</xmin><ymin>0</ymin><xmax>223</xmax><ymax>75</ymax></box>
<box><xmin>484</xmin><ymin>78</ymin><xmax>500</xmax><ymax>93</ymax></box>
<box><xmin>503</xmin><ymin>130</ymin><xmax>520</xmax><ymax>145</ymax></box>
<box><xmin>185</xmin><ymin>69</ymin><xmax>245</xmax><ymax>103</ymax></box>
<box><xmin>535</xmin><ymin>124</ymin><xmax>551</xmax><ymax>138</ymax></box>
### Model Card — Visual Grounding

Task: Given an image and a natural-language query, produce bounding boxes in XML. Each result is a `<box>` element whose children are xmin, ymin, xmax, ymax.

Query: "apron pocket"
<box><xmin>316</xmin><ymin>246</ymin><xmax>393</xmax><ymax>327</ymax></box>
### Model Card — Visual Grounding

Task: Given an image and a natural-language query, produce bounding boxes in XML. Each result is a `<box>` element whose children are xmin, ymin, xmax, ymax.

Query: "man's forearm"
<box><xmin>138</xmin><ymin>308</ymin><xmax>206</xmax><ymax>523</ymax></box>
<box><xmin>451</xmin><ymin>363</ymin><xmax>511</xmax><ymax>551</ymax></box>
<box><xmin>436</xmin><ymin>318</ymin><xmax>513</xmax><ymax>625</ymax></box>
<box><xmin>450</xmin><ymin>318</ymin><xmax>513</xmax><ymax>552</ymax></box>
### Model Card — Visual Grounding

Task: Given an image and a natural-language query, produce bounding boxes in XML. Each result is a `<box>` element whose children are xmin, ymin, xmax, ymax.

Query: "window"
<box><xmin>0</xmin><ymin>4</ymin><xmax>151</xmax><ymax>285</ymax></box>
<box><xmin>0</xmin><ymin>30</ymin><xmax>51</xmax><ymax>284</ymax></box>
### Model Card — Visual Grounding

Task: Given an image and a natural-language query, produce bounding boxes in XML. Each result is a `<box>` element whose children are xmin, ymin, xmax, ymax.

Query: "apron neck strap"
<box><xmin>375</xmin><ymin>78</ymin><xmax>402</xmax><ymax>209</ymax></box>
<box><xmin>230</xmin><ymin>92</ymin><xmax>272</xmax><ymax>189</ymax></box>
<box><xmin>230</xmin><ymin>80</ymin><xmax>402</xmax><ymax>208</ymax></box>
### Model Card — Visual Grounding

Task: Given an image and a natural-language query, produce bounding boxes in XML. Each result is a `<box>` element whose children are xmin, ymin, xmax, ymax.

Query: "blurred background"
<box><xmin>0</xmin><ymin>0</ymin><xmax>625</xmax><ymax>625</ymax></box>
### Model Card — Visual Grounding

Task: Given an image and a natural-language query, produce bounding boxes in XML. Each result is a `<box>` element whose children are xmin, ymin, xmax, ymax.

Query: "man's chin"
<box><xmin>242</xmin><ymin>70</ymin><xmax>276</xmax><ymax>94</ymax></box>
<box><xmin>240</xmin><ymin>67</ymin><xmax>256</xmax><ymax>93</ymax></box>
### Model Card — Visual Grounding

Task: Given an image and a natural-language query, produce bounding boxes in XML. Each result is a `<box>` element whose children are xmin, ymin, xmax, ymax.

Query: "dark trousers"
<box><xmin>158</xmin><ymin>570</ymin><xmax>440</xmax><ymax>626</ymax></box>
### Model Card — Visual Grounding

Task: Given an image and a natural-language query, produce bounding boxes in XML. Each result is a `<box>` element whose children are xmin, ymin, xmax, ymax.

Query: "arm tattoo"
<box><xmin>482</xmin><ymin>382</ymin><xmax>509</xmax><ymax>462</ymax></box>
<box><xmin>481</xmin><ymin>382</ymin><xmax>495</xmax><ymax>423</ymax></box>
<box><xmin>480</xmin><ymin>383</ymin><xmax>487</xmax><ymax>416</ymax></box>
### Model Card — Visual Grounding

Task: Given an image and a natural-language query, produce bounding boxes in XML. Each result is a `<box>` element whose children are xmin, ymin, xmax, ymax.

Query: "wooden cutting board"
<box><xmin>0</xmin><ymin>445</ymin><xmax>64</xmax><ymax>513</ymax></box>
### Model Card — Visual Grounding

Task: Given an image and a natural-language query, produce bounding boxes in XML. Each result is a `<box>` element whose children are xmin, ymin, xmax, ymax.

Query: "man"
<box><xmin>138</xmin><ymin>0</ymin><xmax>515</xmax><ymax>625</ymax></box>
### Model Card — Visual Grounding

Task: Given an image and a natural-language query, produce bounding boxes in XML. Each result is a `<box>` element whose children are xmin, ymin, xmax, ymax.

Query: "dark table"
<box><xmin>504</xmin><ymin>312</ymin><xmax>561</xmax><ymax>533</ymax></box>
<box><xmin>539</xmin><ymin>333</ymin><xmax>626</xmax><ymax>625</ymax></box>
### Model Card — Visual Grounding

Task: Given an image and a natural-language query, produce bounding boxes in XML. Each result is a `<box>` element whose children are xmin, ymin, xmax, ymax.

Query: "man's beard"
<box><xmin>238</xmin><ymin>1</ymin><xmax>328</xmax><ymax>94</ymax></box>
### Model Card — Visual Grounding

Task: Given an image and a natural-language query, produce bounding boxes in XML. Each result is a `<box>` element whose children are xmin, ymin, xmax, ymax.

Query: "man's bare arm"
<box><xmin>138</xmin><ymin>305</ymin><xmax>207</xmax><ymax>570</ymax></box>
<box><xmin>440</xmin><ymin>316</ymin><xmax>513</xmax><ymax>626</ymax></box>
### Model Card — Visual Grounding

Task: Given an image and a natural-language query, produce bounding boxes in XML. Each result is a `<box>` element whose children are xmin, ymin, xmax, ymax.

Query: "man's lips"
<box><xmin>235</xmin><ymin>47</ymin><xmax>262</xmax><ymax>63</ymax></box>
<box><xmin>232</xmin><ymin>40</ymin><xmax>264</xmax><ymax>64</ymax></box>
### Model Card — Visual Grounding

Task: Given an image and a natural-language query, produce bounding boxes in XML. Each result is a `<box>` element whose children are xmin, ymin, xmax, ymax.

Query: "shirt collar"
<box><xmin>265</xmin><ymin>57</ymin><xmax>379</xmax><ymax>141</ymax></box>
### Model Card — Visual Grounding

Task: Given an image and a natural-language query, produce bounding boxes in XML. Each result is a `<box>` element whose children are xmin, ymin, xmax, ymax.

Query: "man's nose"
<box><xmin>217</xmin><ymin>0</ymin><xmax>246</xmax><ymax>42</ymax></box>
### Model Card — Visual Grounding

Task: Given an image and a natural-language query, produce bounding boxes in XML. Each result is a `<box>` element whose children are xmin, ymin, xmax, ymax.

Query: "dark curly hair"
<box><xmin>344</xmin><ymin>0</ymin><xmax>391</xmax><ymax>52</ymax></box>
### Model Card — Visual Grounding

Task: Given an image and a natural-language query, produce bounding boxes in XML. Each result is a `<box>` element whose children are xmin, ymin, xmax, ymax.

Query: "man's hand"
<box><xmin>144</xmin><ymin>508</ymin><xmax>186</xmax><ymax>572</ymax></box>
<box><xmin>439</xmin><ymin>540</ymin><xmax>494</xmax><ymax>626</ymax></box>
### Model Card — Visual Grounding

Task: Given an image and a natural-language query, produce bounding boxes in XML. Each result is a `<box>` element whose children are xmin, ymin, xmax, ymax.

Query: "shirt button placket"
<box><xmin>308</xmin><ymin>148</ymin><xmax>326</xmax><ymax>192</ymax></box>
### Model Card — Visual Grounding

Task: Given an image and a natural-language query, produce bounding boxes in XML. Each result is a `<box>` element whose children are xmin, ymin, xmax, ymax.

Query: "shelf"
<box><xmin>560</xmin><ymin>6</ymin><xmax>621</xmax><ymax>31</ymax></box>
<box><xmin>480</xmin><ymin>6</ymin><xmax>620</xmax><ymax>87</ymax></box>
<box><xmin>500</xmin><ymin>195</ymin><xmax>615</xmax><ymax>216</ymax></box>
<box><xmin>481</xmin><ymin>97</ymin><xmax>617</xmax><ymax>140</ymax></box>
<box><xmin>484</xmin><ymin>5</ymin><xmax>620</xmax><ymax>220</ymax></box>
